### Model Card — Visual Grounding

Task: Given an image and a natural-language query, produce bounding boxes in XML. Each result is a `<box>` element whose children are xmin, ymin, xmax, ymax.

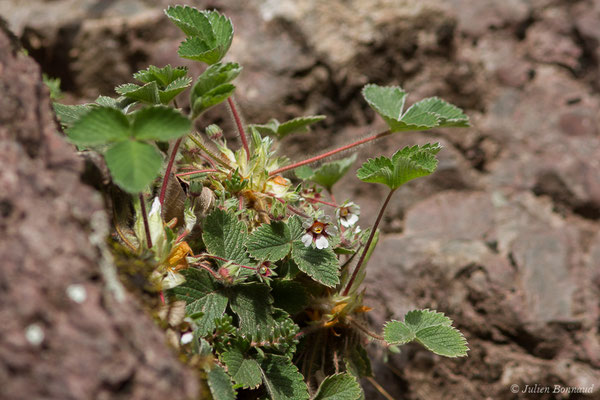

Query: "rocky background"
<box><xmin>1</xmin><ymin>0</ymin><xmax>599</xmax><ymax>399</ymax></box>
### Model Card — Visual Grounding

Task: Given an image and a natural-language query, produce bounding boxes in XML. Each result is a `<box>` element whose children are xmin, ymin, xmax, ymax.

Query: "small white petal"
<box><xmin>315</xmin><ymin>235</ymin><xmax>329</xmax><ymax>249</ymax></box>
<box><xmin>346</xmin><ymin>214</ymin><xmax>359</xmax><ymax>226</ymax></box>
<box><xmin>340</xmin><ymin>218</ymin><xmax>351</xmax><ymax>228</ymax></box>
<box><xmin>180</xmin><ymin>332</ymin><xmax>194</xmax><ymax>345</ymax></box>
<box><xmin>301</xmin><ymin>233</ymin><xmax>313</xmax><ymax>247</ymax></box>
<box><xmin>149</xmin><ymin>197</ymin><xmax>161</xmax><ymax>217</ymax></box>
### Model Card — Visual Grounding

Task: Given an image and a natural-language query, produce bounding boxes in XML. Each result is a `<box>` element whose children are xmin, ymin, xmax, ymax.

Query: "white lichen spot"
<box><xmin>66</xmin><ymin>284</ymin><xmax>87</xmax><ymax>304</ymax></box>
<box><xmin>25</xmin><ymin>324</ymin><xmax>44</xmax><ymax>346</ymax></box>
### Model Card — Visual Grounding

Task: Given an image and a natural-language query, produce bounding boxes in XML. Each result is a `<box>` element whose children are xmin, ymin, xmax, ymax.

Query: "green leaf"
<box><xmin>228</xmin><ymin>283</ymin><xmax>274</xmax><ymax>337</ymax></box>
<box><xmin>362</xmin><ymin>84</ymin><xmax>469</xmax><ymax>132</ymax></box>
<box><xmin>104</xmin><ymin>140</ymin><xmax>162</xmax><ymax>193</ymax></box>
<box><xmin>168</xmin><ymin>269</ymin><xmax>228</xmax><ymax>336</ymax></box>
<box><xmin>134</xmin><ymin>64</ymin><xmax>188</xmax><ymax>87</ymax></box>
<box><xmin>291</xmin><ymin>241</ymin><xmax>339</xmax><ymax>287</ymax></box>
<box><xmin>383</xmin><ymin>309</ymin><xmax>468</xmax><ymax>357</ymax></box>
<box><xmin>166</xmin><ymin>6</ymin><xmax>233</xmax><ymax>64</ymax></box>
<box><xmin>222</xmin><ymin>348</ymin><xmax>262</xmax><ymax>389</ymax></box>
<box><xmin>131</xmin><ymin>105</ymin><xmax>191</xmax><ymax>141</ymax></box>
<box><xmin>115</xmin><ymin>81</ymin><xmax>160</xmax><ymax>104</ymax></box>
<box><xmin>203</xmin><ymin>208</ymin><xmax>251</xmax><ymax>266</ymax></box>
<box><xmin>53</xmin><ymin>103</ymin><xmax>92</xmax><ymax>127</ymax></box>
<box><xmin>159</xmin><ymin>76</ymin><xmax>192</xmax><ymax>104</ymax></box>
<box><xmin>344</xmin><ymin>345</ymin><xmax>372</xmax><ymax>378</ymax></box>
<box><xmin>66</xmin><ymin>106</ymin><xmax>130</xmax><ymax>145</ymax></box>
<box><xmin>313</xmin><ymin>374</ymin><xmax>362</xmax><ymax>400</ymax></box>
<box><xmin>246</xmin><ymin>221</ymin><xmax>293</xmax><ymax>262</ymax></box>
<box><xmin>207</xmin><ymin>364</ymin><xmax>236</xmax><ymax>400</ymax></box>
<box><xmin>190</xmin><ymin>62</ymin><xmax>241</xmax><ymax>117</ymax></box>
<box><xmin>356</xmin><ymin>143</ymin><xmax>442</xmax><ymax>190</ymax></box>
<box><xmin>271</xmin><ymin>281</ymin><xmax>308</xmax><ymax>315</ymax></box>
<box><xmin>251</xmin><ymin>115</ymin><xmax>326</xmax><ymax>139</ymax></box>
<box><xmin>192</xmin><ymin>83</ymin><xmax>236</xmax><ymax>117</ymax></box>
<box><xmin>299</xmin><ymin>154</ymin><xmax>357</xmax><ymax>191</ymax></box>
<box><xmin>260</xmin><ymin>354</ymin><xmax>309</xmax><ymax>400</ymax></box>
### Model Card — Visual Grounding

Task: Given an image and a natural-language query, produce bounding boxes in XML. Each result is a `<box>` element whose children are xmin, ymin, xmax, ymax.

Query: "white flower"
<box><xmin>264</xmin><ymin>175</ymin><xmax>291</xmax><ymax>198</ymax></box>
<box><xmin>336</xmin><ymin>201</ymin><xmax>360</xmax><ymax>227</ymax></box>
<box><xmin>301</xmin><ymin>218</ymin><xmax>338</xmax><ymax>249</ymax></box>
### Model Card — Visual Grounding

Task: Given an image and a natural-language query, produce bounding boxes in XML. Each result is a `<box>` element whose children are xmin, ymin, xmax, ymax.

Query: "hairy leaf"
<box><xmin>66</xmin><ymin>106</ymin><xmax>129</xmax><ymax>145</ymax></box>
<box><xmin>168</xmin><ymin>269</ymin><xmax>228</xmax><ymax>336</ymax></box>
<box><xmin>271</xmin><ymin>281</ymin><xmax>308</xmax><ymax>315</ymax></box>
<box><xmin>291</xmin><ymin>241</ymin><xmax>339</xmax><ymax>287</ymax></box>
<box><xmin>192</xmin><ymin>83</ymin><xmax>236</xmax><ymax>117</ymax></box>
<box><xmin>222</xmin><ymin>348</ymin><xmax>262</xmax><ymax>389</ymax></box>
<box><xmin>207</xmin><ymin>364</ymin><xmax>236</xmax><ymax>400</ymax></box>
<box><xmin>260</xmin><ymin>354</ymin><xmax>309</xmax><ymax>400</ymax></box>
<box><xmin>159</xmin><ymin>76</ymin><xmax>192</xmax><ymax>104</ymax></box>
<box><xmin>313</xmin><ymin>374</ymin><xmax>362</xmax><ymax>400</ymax></box>
<box><xmin>134</xmin><ymin>64</ymin><xmax>188</xmax><ymax>87</ymax></box>
<box><xmin>297</xmin><ymin>154</ymin><xmax>357</xmax><ymax>191</ymax></box>
<box><xmin>104</xmin><ymin>140</ymin><xmax>162</xmax><ymax>193</ymax></box>
<box><xmin>190</xmin><ymin>62</ymin><xmax>241</xmax><ymax>117</ymax></box>
<box><xmin>356</xmin><ymin>143</ymin><xmax>441</xmax><ymax>190</ymax></box>
<box><xmin>384</xmin><ymin>309</ymin><xmax>468</xmax><ymax>357</ymax></box>
<box><xmin>53</xmin><ymin>103</ymin><xmax>92</xmax><ymax>127</ymax></box>
<box><xmin>362</xmin><ymin>84</ymin><xmax>469</xmax><ymax>132</ymax></box>
<box><xmin>131</xmin><ymin>106</ymin><xmax>191</xmax><ymax>141</ymax></box>
<box><xmin>251</xmin><ymin>115</ymin><xmax>326</xmax><ymax>139</ymax></box>
<box><xmin>115</xmin><ymin>81</ymin><xmax>160</xmax><ymax>104</ymax></box>
<box><xmin>203</xmin><ymin>208</ymin><xmax>250</xmax><ymax>266</ymax></box>
<box><xmin>228</xmin><ymin>283</ymin><xmax>274</xmax><ymax>337</ymax></box>
<box><xmin>246</xmin><ymin>221</ymin><xmax>293</xmax><ymax>262</ymax></box>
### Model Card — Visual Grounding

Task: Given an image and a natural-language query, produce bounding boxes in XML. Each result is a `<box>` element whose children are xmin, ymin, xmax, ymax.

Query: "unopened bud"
<box><xmin>206</xmin><ymin>124</ymin><xmax>223</xmax><ymax>140</ymax></box>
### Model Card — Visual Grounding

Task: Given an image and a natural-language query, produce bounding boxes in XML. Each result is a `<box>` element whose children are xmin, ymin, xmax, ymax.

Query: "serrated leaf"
<box><xmin>251</xmin><ymin>115</ymin><xmax>326</xmax><ymax>139</ymax></box>
<box><xmin>178</xmin><ymin>37</ymin><xmax>223</xmax><ymax>64</ymax></box>
<box><xmin>222</xmin><ymin>348</ymin><xmax>262</xmax><ymax>389</ymax></box>
<box><xmin>207</xmin><ymin>364</ymin><xmax>236</xmax><ymax>400</ymax></box>
<box><xmin>246</xmin><ymin>221</ymin><xmax>293</xmax><ymax>262</ymax></box>
<box><xmin>356</xmin><ymin>143</ymin><xmax>441</xmax><ymax>190</ymax></box>
<box><xmin>165</xmin><ymin>5</ymin><xmax>215</xmax><ymax>38</ymax></box>
<box><xmin>66</xmin><ymin>106</ymin><xmax>130</xmax><ymax>146</ymax></box>
<box><xmin>384</xmin><ymin>309</ymin><xmax>468</xmax><ymax>357</ymax></box>
<box><xmin>168</xmin><ymin>269</ymin><xmax>228</xmax><ymax>336</ymax></box>
<box><xmin>362</xmin><ymin>84</ymin><xmax>469</xmax><ymax>132</ymax></box>
<box><xmin>288</xmin><ymin>216</ymin><xmax>304</xmax><ymax>241</ymax></box>
<box><xmin>203</xmin><ymin>208</ymin><xmax>251</xmax><ymax>266</ymax></box>
<box><xmin>190</xmin><ymin>62</ymin><xmax>241</xmax><ymax>117</ymax></box>
<box><xmin>134</xmin><ymin>64</ymin><xmax>189</xmax><ymax>86</ymax></box>
<box><xmin>300</xmin><ymin>154</ymin><xmax>357</xmax><ymax>191</ymax></box>
<box><xmin>228</xmin><ymin>283</ymin><xmax>274</xmax><ymax>337</ymax></box>
<box><xmin>94</xmin><ymin>96</ymin><xmax>120</xmax><ymax>109</ymax></box>
<box><xmin>116</xmin><ymin>81</ymin><xmax>160</xmax><ymax>104</ymax></box>
<box><xmin>53</xmin><ymin>103</ymin><xmax>93</xmax><ymax>127</ymax></box>
<box><xmin>104</xmin><ymin>140</ymin><xmax>162</xmax><ymax>193</ymax></box>
<box><xmin>291</xmin><ymin>241</ymin><xmax>339</xmax><ymax>287</ymax></box>
<box><xmin>271</xmin><ymin>281</ymin><xmax>308</xmax><ymax>315</ymax></box>
<box><xmin>314</xmin><ymin>374</ymin><xmax>362</xmax><ymax>400</ymax></box>
<box><xmin>192</xmin><ymin>83</ymin><xmax>236</xmax><ymax>117</ymax></box>
<box><xmin>131</xmin><ymin>105</ymin><xmax>191</xmax><ymax>141</ymax></box>
<box><xmin>159</xmin><ymin>76</ymin><xmax>192</xmax><ymax>104</ymax></box>
<box><xmin>260</xmin><ymin>354</ymin><xmax>309</xmax><ymax>400</ymax></box>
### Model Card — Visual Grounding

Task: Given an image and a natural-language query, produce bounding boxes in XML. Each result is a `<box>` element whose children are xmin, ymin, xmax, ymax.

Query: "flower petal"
<box><xmin>315</xmin><ymin>235</ymin><xmax>329</xmax><ymax>249</ymax></box>
<box><xmin>301</xmin><ymin>233</ymin><xmax>313</xmax><ymax>247</ymax></box>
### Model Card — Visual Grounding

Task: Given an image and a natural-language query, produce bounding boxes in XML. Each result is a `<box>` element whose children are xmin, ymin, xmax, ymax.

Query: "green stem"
<box><xmin>227</xmin><ymin>97</ymin><xmax>250</xmax><ymax>161</ymax></box>
<box><xmin>269</xmin><ymin>130</ymin><xmax>392</xmax><ymax>176</ymax></box>
<box><xmin>176</xmin><ymin>168</ymin><xmax>219</xmax><ymax>177</ymax></box>
<box><xmin>139</xmin><ymin>193</ymin><xmax>153</xmax><ymax>249</ymax></box>
<box><xmin>159</xmin><ymin>137</ymin><xmax>183</xmax><ymax>205</ymax></box>
<box><xmin>188</xmin><ymin>134</ymin><xmax>233</xmax><ymax>170</ymax></box>
<box><xmin>342</xmin><ymin>188</ymin><xmax>395</xmax><ymax>296</ymax></box>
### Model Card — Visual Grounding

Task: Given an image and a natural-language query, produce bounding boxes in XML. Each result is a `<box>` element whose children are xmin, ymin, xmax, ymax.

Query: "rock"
<box><xmin>0</xmin><ymin>25</ymin><xmax>198</xmax><ymax>400</ymax></box>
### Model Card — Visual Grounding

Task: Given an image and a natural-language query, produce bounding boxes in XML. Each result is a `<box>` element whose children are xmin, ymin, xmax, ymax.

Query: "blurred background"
<box><xmin>2</xmin><ymin>0</ymin><xmax>599</xmax><ymax>398</ymax></box>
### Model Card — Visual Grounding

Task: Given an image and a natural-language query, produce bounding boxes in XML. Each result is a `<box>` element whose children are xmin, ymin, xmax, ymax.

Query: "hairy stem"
<box><xmin>227</xmin><ymin>97</ymin><xmax>250</xmax><ymax>161</ymax></box>
<box><xmin>347</xmin><ymin>316</ymin><xmax>385</xmax><ymax>341</ymax></box>
<box><xmin>175</xmin><ymin>168</ymin><xmax>219</xmax><ymax>177</ymax></box>
<box><xmin>159</xmin><ymin>137</ymin><xmax>183</xmax><ymax>205</ymax></box>
<box><xmin>269</xmin><ymin>129</ymin><xmax>392</xmax><ymax>176</ymax></box>
<box><xmin>188</xmin><ymin>134</ymin><xmax>233</xmax><ymax>170</ymax></box>
<box><xmin>342</xmin><ymin>188</ymin><xmax>395</xmax><ymax>296</ymax></box>
<box><xmin>139</xmin><ymin>193</ymin><xmax>153</xmax><ymax>249</ymax></box>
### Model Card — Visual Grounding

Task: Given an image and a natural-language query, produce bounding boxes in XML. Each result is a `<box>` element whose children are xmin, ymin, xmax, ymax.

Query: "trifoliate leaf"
<box><xmin>53</xmin><ymin>103</ymin><xmax>92</xmax><ymax>127</ymax></box>
<box><xmin>207</xmin><ymin>364</ymin><xmax>236</xmax><ymax>400</ymax></box>
<box><xmin>291</xmin><ymin>241</ymin><xmax>339</xmax><ymax>287</ymax></box>
<box><xmin>251</xmin><ymin>115</ymin><xmax>326</xmax><ymax>139</ymax></box>
<box><xmin>383</xmin><ymin>309</ymin><xmax>468</xmax><ymax>357</ymax></box>
<box><xmin>260</xmin><ymin>354</ymin><xmax>309</xmax><ymax>400</ymax></box>
<box><xmin>228</xmin><ymin>283</ymin><xmax>274</xmax><ymax>337</ymax></box>
<box><xmin>134</xmin><ymin>64</ymin><xmax>188</xmax><ymax>86</ymax></box>
<box><xmin>297</xmin><ymin>154</ymin><xmax>357</xmax><ymax>191</ymax></box>
<box><xmin>313</xmin><ymin>374</ymin><xmax>362</xmax><ymax>400</ymax></box>
<box><xmin>222</xmin><ymin>348</ymin><xmax>262</xmax><ymax>389</ymax></box>
<box><xmin>115</xmin><ymin>81</ymin><xmax>160</xmax><ymax>104</ymax></box>
<box><xmin>131</xmin><ymin>105</ymin><xmax>191</xmax><ymax>141</ymax></box>
<box><xmin>168</xmin><ymin>269</ymin><xmax>228</xmax><ymax>336</ymax></box>
<box><xmin>66</xmin><ymin>106</ymin><xmax>130</xmax><ymax>145</ymax></box>
<box><xmin>356</xmin><ymin>143</ymin><xmax>442</xmax><ymax>190</ymax></box>
<box><xmin>190</xmin><ymin>62</ymin><xmax>241</xmax><ymax>117</ymax></box>
<box><xmin>203</xmin><ymin>208</ymin><xmax>251</xmax><ymax>266</ymax></box>
<box><xmin>166</xmin><ymin>6</ymin><xmax>233</xmax><ymax>64</ymax></box>
<box><xmin>271</xmin><ymin>281</ymin><xmax>308</xmax><ymax>315</ymax></box>
<box><xmin>104</xmin><ymin>140</ymin><xmax>162</xmax><ymax>193</ymax></box>
<box><xmin>362</xmin><ymin>84</ymin><xmax>469</xmax><ymax>132</ymax></box>
<box><xmin>246</xmin><ymin>221</ymin><xmax>293</xmax><ymax>262</ymax></box>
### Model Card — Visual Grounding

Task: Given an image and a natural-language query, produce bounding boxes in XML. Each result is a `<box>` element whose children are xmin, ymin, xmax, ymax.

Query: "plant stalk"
<box><xmin>159</xmin><ymin>137</ymin><xmax>183</xmax><ymax>205</ymax></box>
<box><xmin>188</xmin><ymin>134</ymin><xmax>233</xmax><ymax>170</ymax></box>
<box><xmin>139</xmin><ymin>193</ymin><xmax>153</xmax><ymax>249</ymax></box>
<box><xmin>227</xmin><ymin>97</ymin><xmax>250</xmax><ymax>161</ymax></box>
<box><xmin>342</xmin><ymin>188</ymin><xmax>395</xmax><ymax>296</ymax></box>
<box><xmin>269</xmin><ymin>129</ymin><xmax>392</xmax><ymax>176</ymax></box>
<box><xmin>176</xmin><ymin>169</ymin><xmax>219</xmax><ymax>177</ymax></box>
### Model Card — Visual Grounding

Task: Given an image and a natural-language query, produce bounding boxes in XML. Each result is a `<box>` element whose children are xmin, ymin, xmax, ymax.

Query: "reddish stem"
<box><xmin>159</xmin><ymin>291</ymin><xmax>165</xmax><ymax>305</ymax></box>
<box><xmin>203</xmin><ymin>254</ymin><xmax>257</xmax><ymax>270</ymax></box>
<box><xmin>342</xmin><ymin>188</ymin><xmax>395</xmax><ymax>296</ymax></box>
<box><xmin>227</xmin><ymin>97</ymin><xmax>250</xmax><ymax>161</ymax></box>
<box><xmin>175</xmin><ymin>169</ymin><xmax>218</xmax><ymax>177</ymax></box>
<box><xmin>305</xmin><ymin>197</ymin><xmax>338</xmax><ymax>208</ymax></box>
<box><xmin>159</xmin><ymin>137</ymin><xmax>184</xmax><ymax>205</ymax></box>
<box><xmin>272</xmin><ymin>196</ymin><xmax>310</xmax><ymax>218</ymax></box>
<box><xmin>269</xmin><ymin>130</ymin><xmax>392</xmax><ymax>176</ymax></box>
<box><xmin>139</xmin><ymin>193</ymin><xmax>153</xmax><ymax>249</ymax></box>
